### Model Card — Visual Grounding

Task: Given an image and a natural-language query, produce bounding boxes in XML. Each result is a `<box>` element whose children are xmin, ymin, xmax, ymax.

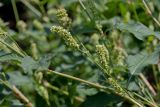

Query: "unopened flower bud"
<box><xmin>17</xmin><ymin>20</ymin><xmax>27</xmax><ymax>32</ymax></box>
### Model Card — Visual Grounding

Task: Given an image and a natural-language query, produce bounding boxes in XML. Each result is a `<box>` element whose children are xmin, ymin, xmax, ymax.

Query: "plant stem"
<box><xmin>12</xmin><ymin>86</ymin><xmax>33</xmax><ymax>107</ymax></box>
<box><xmin>142</xmin><ymin>0</ymin><xmax>160</xmax><ymax>27</ymax></box>
<box><xmin>20</xmin><ymin>0</ymin><xmax>42</xmax><ymax>17</ymax></box>
<box><xmin>78</xmin><ymin>0</ymin><xmax>93</xmax><ymax>21</ymax></box>
<box><xmin>0</xmin><ymin>80</ymin><xmax>33</xmax><ymax>107</ymax></box>
<box><xmin>43</xmin><ymin>80</ymin><xmax>84</xmax><ymax>102</ymax></box>
<box><xmin>133</xmin><ymin>92</ymin><xmax>158</xmax><ymax>107</ymax></box>
<box><xmin>152</xmin><ymin>65</ymin><xmax>159</xmax><ymax>89</ymax></box>
<box><xmin>11</xmin><ymin>0</ymin><xmax>19</xmax><ymax>23</ymax></box>
<box><xmin>0</xmin><ymin>39</ymin><xmax>25</xmax><ymax>57</ymax></box>
<box><xmin>46</xmin><ymin>69</ymin><xmax>144</xmax><ymax>107</ymax></box>
<box><xmin>37</xmin><ymin>0</ymin><xmax>45</xmax><ymax>15</ymax></box>
<box><xmin>139</xmin><ymin>73</ymin><xmax>156</xmax><ymax>96</ymax></box>
<box><xmin>47</xmin><ymin>69</ymin><xmax>107</xmax><ymax>89</ymax></box>
<box><xmin>130</xmin><ymin>1</ymin><xmax>139</xmax><ymax>21</ymax></box>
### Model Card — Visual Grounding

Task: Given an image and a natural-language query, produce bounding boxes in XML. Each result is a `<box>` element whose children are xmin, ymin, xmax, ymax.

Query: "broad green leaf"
<box><xmin>7</xmin><ymin>71</ymin><xmax>33</xmax><ymax>88</ymax></box>
<box><xmin>127</xmin><ymin>49</ymin><xmax>159</xmax><ymax>75</ymax></box>
<box><xmin>20</xmin><ymin>56</ymin><xmax>38</xmax><ymax>74</ymax></box>
<box><xmin>77</xmin><ymin>85</ymin><xmax>97</xmax><ymax>97</ymax></box>
<box><xmin>7</xmin><ymin>71</ymin><xmax>34</xmax><ymax>95</ymax></box>
<box><xmin>116</xmin><ymin>22</ymin><xmax>159</xmax><ymax>40</ymax></box>
<box><xmin>37</xmin><ymin>54</ymin><xmax>53</xmax><ymax>70</ymax></box>
<box><xmin>20</xmin><ymin>55</ymin><xmax>53</xmax><ymax>74</ymax></box>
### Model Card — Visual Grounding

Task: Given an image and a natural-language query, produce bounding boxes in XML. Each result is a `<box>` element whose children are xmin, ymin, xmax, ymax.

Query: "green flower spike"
<box><xmin>51</xmin><ymin>26</ymin><xmax>79</xmax><ymax>50</ymax></box>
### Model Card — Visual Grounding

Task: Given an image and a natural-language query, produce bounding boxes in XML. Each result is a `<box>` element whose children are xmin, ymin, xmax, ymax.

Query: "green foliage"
<box><xmin>80</xmin><ymin>92</ymin><xmax>122</xmax><ymax>107</ymax></box>
<box><xmin>116</xmin><ymin>22</ymin><xmax>160</xmax><ymax>40</ymax></box>
<box><xmin>127</xmin><ymin>49</ymin><xmax>160</xmax><ymax>75</ymax></box>
<box><xmin>0</xmin><ymin>0</ymin><xmax>160</xmax><ymax>107</ymax></box>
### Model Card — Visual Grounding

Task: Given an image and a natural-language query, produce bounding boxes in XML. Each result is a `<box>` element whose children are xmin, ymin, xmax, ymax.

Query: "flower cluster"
<box><xmin>51</xmin><ymin>26</ymin><xmax>79</xmax><ymax>50</ymax></box>
<box><xmin>108</xmin><ymin>77</ymin><xmax>125</xmax><ymax>95</ymax></box>
<box><xmin>114</xmin><ymin>47</ymin><xmax>126</xmax><ymax>66</ymax></box>
<box><xmin>96</xmin><ymin>45</ymin><xmax>111</xmax><ymax>74</ymax></box>
<box><xmin>56</xmin><ymin>8</ymin><xmax>72</xmax><ymax>29</ymax></box>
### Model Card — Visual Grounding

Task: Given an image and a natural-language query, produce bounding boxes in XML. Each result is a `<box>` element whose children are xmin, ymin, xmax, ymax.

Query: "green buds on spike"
<box><xmin>96</xmin><ymin>45</ymin><xmax>111</xmax><ymax>74</ymax></box>
<box><xmin>108</xmin><ymin>78</ymin><xmax>125</xmax><ymax>95</ymax></box>
<box><xmin>50</xmin><ymin>26</ymin><xmax>79</xmax><ymax>50</ymax></box>
<box><xmin>56</xmin><ymin>8</ymin><xmax>72</xmax><ymax>29</ymax></box>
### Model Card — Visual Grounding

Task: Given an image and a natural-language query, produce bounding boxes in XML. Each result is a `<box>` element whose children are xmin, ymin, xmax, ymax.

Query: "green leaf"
<box><xmin>154</xmin><ymin>31</ymin><xmax>160</xmax><ymax>39</ymax></box>
<box><xmin>7</xmin><ymin>71</ymin><xmax>33</xmax><ymax>87</ymax></box>
<box><xmin>20</xmin><ymin>56</ymin><xmax>38</xmax><ymax>74</ymax></box>
<box><xmin>37</xmin><ymin>54</ymin><xmax>53</xmax><ymax>70</ymax></box>
<box><xmin>127</xmin><ymin>49</ymin><xmax>159</xmax><ymax>75</ymax></box>
<box><xmin>77</xmin><ymin>85</ymin><xmax>98</xmax><ymax>97</ymax></box>
<box><xmin>20</xmin><ymin>54</ymin><xmax>53</xmax><ymax>74</ymax></box>
<box><xmin>116</xmin><ymin>22</ymin><xmax>155</xmax><ymax>40</ymax></box>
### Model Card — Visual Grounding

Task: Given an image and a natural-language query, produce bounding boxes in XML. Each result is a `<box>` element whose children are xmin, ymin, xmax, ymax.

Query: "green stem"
<box><xmin>130</xmin><ymin>1</ymin><xmax>139</xmax><ymax>21</ymax></box>
<box><xmin>0</xmin><ymin>39</ymin><xmax>25</xmax><ymax>57</ymax></box>
<box><xmin>0</xmin><ymin>80</ymin><xmax>33</xmax><ymax>107</ymax></box>
<box><xmin>11</xmin><ymin>0</ymin><xmax>19</xmax><ymax>22</ymax></box>
<box><xmin>46</xmin><ymin>69</ymin><xmax>144</xmax><ymax>107</ymax></box>
<box><xmin>38</xmin><ymin>0</ymin><xmax>45</xmax><ymax>15</ymax></box>
<box><xmin>0</xmin><ymin>79</ymin><xmax>11</xmax><ymax>89</ymax></box>
<box><xmin>47</xmin><ymin>69</ymin><xmax>107</xmax><ymax>89</ymax></box>
<box><xmin>133</xmin><ymin>92</ymin><xmax>158</xmax><ymax>107</ymax></box>
<box><xmin>20</xmin><ymin>0</ymin><xmax>42</xmax><ymax>17</ymax></box>
<box><xmin>152</xmin><ymin>65</ymin><xmax>159</xmax><ymax>89</ymax></box>
<box><xmin>0</xmin><ymin>33</ymin><xmax>27</xmax><ymax>57</ymax></box>
<box><xmin>142</xmin><ymin>0</ymin><xmax>160</xmax><ymax>27</ymax></box>
<box><xmin>139</xmin><ymin>73</ymin><xmax>156</xmax><ymax>96</ymax></box>
<box><xmin>43</xmin><ymin>80</ymin><xmax>84</xmax><ymax>102</ymax></box>
<box><xmin>78</xmin><ymin>0</ymin><xmax>93</xmax><ymax>21</ymax></box>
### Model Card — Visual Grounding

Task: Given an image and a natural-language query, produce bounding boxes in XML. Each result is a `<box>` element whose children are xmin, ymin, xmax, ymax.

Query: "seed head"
<box><xmin>114</xmin><ymin>47</ymin><xmax>126</xmax><ymax>66</ymax></box>
<box><xmin>96</xmin><ymin>45</ymin><xmax>110</xmax><ymax>74</ymax></box>
<box><xmin>51</xmin><ymin>26</ymin><xmax>79</xmax><ymax>49</ymax></box>
<box><xmin>56</xmin><ymin>8</ymin><xmax>72</xmax><ymax>29</ymax></box>
<box><xmin>108</xmin><ymin>77</ymin><xmax>125</xmax><ymax>95</ymax></box>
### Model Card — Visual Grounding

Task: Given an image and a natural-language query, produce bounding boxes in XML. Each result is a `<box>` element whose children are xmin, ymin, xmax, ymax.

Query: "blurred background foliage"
<box><xmin>0</xmin><ymin>0</ymin><xmax>160</xmax><ymax>107</ymax></box>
